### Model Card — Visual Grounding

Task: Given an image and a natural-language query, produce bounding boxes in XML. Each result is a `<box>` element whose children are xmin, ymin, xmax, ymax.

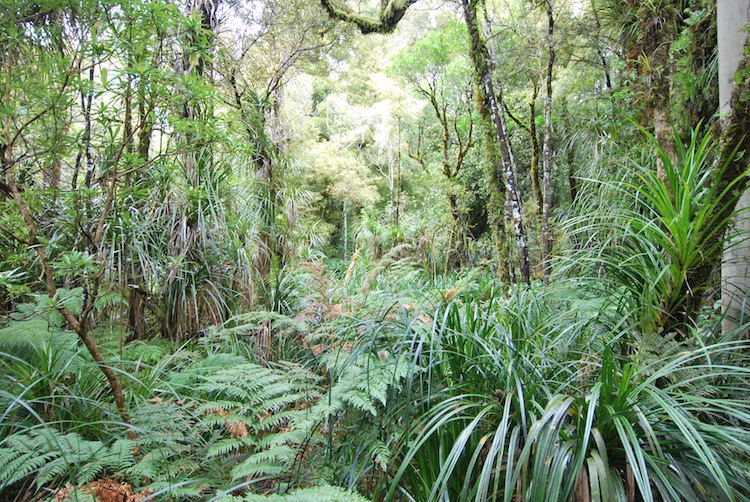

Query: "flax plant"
<box><xmin>383</xmin><ymin>288</ymin><xmax>750</xmax><ymax>501</ymax></box>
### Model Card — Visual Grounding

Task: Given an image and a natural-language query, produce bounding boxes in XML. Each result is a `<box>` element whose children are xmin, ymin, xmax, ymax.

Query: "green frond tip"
<box><xmin>236</xmin><ymin>484</ymin><xmax>370</xmax><ymax>501</ymax></box>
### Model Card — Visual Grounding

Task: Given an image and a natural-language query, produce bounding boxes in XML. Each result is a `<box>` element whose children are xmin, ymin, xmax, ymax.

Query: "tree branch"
<box><xmin>503</xmin><ymin>103</ymin><xmax>530</xmax><ymax>132</ymax></box>
<box><xmin>320</xmin><ymin>0</ymin><xmax>416</xmax><ymax>34</ymax></box>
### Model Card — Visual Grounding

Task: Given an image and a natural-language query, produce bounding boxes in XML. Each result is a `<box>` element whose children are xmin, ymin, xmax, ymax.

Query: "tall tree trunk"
<box><xmin>462</xmin><ymin>0</ymin><xmax>530</xmax><ymax>284</ymax></box>
<box><xmin>591</xmin><ymin>0</ymin><xmax>612</xmax><ymax>91</ymax></box>
<box><xmin>165</xmin><ymin>0</ymin><xmax>219</xmax><ymax>342</ymax></box>
<box><xmin>529</xmin><ymin>84</ymin><xmax>542</xmax><ymax>214</ymax></box>
<box><xmin>506</xmin><ymin>87</ymin><xmax>542</xmax><ymax>215</ymax></box>
<box><xmin>623</xmin><ymin>0</ymin><xmax>679</xmax><ymax>177</ymax></box>
<box><xmin>541</xmin><ymin>0</ymin><xmax>555</xmax><ymax>286</ymax></box>
<box><xmin>421</xmin><ymin>88</ymin><xmax>473</xmax><ymax>269</ymax></box>
<box><xmin>126</xmin><ymin>79</ymin><xmax>156</xmax><ymax>342</ymax></box>
<box><xmin>719</xmin><ymin>0</ymin><xmax>750</xmax><ymax>334</ymax></box>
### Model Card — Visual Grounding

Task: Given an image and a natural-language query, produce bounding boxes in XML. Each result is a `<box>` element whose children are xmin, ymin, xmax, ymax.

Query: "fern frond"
<box><xmin>0</xmin><ymin>429</ymin><xmax>137</xmax><ymax>493</ymax></box>
<box><xmin>36</xmin><ymin>456</ymin><xmax>73</xmax><ymax>487</ymax></box>
<box><xmin>368</xmin><ymin>440</ymin><xmax>391</xmax><ymax>471</ymax></box>
<box><xmin>207</xmin><ymin>437</ymin><xmax>254</xmax><ymax>458</ymax></box>
<box><xmin>239</xmin><ymin>484</ymin><xmax>371</xmax><ymax>501</ymax></box>
<box><xmin>254</xmin><ymin>430</ymin><xmax>306</xmax><ymax>450</ymax></box>
<box><xmin>313</xmin><ymin>352</ymin><xmax>410</xmax><ymax>419</ymax></box>
<box><xmin>231</xmin><ymin>457</ymin><xmax>292</xmax><ymax>479</ymax></box>
<box><xmin>0</xmin><ymin>449</ymin><xmax>58</xmax><ymax>489</ymax></box>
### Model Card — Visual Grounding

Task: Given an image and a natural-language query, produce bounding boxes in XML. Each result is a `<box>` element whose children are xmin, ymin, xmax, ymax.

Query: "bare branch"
<box><xmin>503</xmin><ymin>103</ymin><xmax>530</xmax><ymax>133</ymax></box>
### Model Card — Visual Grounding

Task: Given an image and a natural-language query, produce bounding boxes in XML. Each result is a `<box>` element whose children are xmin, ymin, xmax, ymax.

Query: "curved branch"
<box><xmin>320</xmin><ymin>0</ymin><xmax>416</xmax><ymax>34</ymax></box>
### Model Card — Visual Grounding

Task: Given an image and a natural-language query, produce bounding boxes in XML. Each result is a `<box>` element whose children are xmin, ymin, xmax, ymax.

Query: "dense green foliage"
<box><xmin>2</xmin><ymin>0</ymin><xmax>750</xmax><ymax>501</ymax></box>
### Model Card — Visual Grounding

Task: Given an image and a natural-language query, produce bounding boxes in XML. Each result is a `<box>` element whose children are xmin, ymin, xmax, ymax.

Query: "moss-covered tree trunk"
<box><xmin>662</xmin><ymin>1</ymin><xmax>750</xmax><ymax>339</ymax></box>
<box><xmin>541</xmin><ymin>0</ymin><xmax>555</xmax><ymax>286</ymax></box>
<box><xmin>616</xmin><ymin>0</ymin><xmax>682</xmax><ymax>178</ymax></box>
<box><xmin>462</xmin><ymin>0</ymin><xmax>529</xmax><ymax>284</ymax></box>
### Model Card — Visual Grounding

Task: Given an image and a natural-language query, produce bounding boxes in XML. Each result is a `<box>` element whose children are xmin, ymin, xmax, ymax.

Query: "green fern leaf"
<box><xmin>206</xmin><ymin>437</ymin><xmax>252</xmax><ymax>457</ymax></box>
<box><xmin>239</xmin><ymin>484</ymin><xmax>370</xmax><ymax>501</ymax></box>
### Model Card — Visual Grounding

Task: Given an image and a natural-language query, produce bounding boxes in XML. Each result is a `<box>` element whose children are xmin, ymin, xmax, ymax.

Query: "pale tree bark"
<box><xmin>719</xmin><ymin>0</ymin><xmax>750</xmax><ymax>333</ymax></box>
<box><xmin>529</xmin><ymin>87</ymin><xmax>542</xmax><ymax>214</ymax></box>
<box><xmin>72</xmin><ymin>61</ymin><xmax>95</xmax><ymax>190</ymax></box>
<box><xmin>464</xmin><ymin>0</ymin><xmax>530</xmax><ymax>284</ymax></box>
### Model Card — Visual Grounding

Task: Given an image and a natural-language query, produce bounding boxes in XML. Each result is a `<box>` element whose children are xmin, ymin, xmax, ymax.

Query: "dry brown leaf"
<box><xmin>443</xmin><ymin>287</ymin><xmax>461</xmax><ymax>301</ymax></box>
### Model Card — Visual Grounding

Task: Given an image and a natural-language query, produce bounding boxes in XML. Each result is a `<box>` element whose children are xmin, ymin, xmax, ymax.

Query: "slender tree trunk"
<box><xmin>73</xmin><ymin>60</ymin><xmax>95</xmax><ymax>190</ymax></box>
<box><xmin>462</xmin><ymin>0</ymin><xmax>529</xmax><ymax>283</ymax></box>
<box><xmin>591</xmin><ymin>0</ymin><xmax>612</xmax><ymax>91</ymax></box>
<box><xmin>541</xmin><ymin>0</ymin><xmax>555</xmax><ymax>286</ymax></box>
<box><xmin>529</xmin><ymin>84</ymin><xmax>542</xmax><ymax>214</ymax></box>
<box><xmin>568</xmin><ymin>143</ymin><xmax>577</xmax><ymax>203</ymax></box>
<box><xmin>126</xmin><ymin>51</ymin><xmax>159</xmax><ymax>341</ymax></box>
<box><xmin>422</xmin><ymin>88</ymin><xmax>473</xmax><ymax>269</ymax></box>
<box><xmin>120</xmin><ymin>53</ymin><xmax>147</xmax><ymax>341</ymax></box>
<box><xmin>2</xmin><ymin>49</ymin><xmax>135</xmax><ymax>440</ymax></box>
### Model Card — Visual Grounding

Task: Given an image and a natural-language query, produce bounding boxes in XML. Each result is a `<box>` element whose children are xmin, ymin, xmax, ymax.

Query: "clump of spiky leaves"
<box><xmin>561</xmin><ymin>124</ymin><xmax>747</xmax><ymax>338</ymax></box>
<box><xmin>383</xmin><ymin>287</ymin><xmax>750</xmax><ymax>502</ymax></box>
